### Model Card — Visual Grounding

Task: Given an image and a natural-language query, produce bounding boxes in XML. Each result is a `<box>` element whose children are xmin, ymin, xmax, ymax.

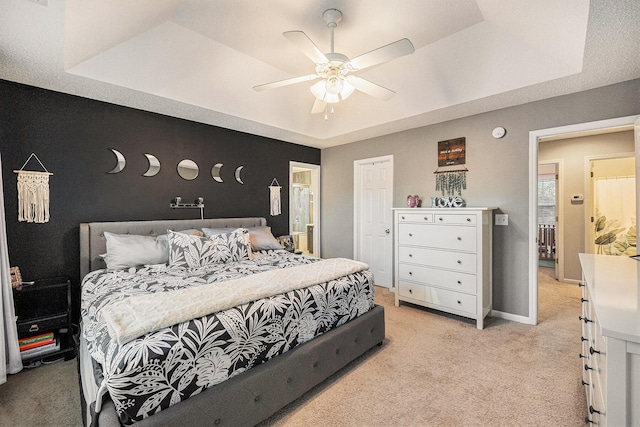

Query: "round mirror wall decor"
<box><xmin>177</xmin><ymin>159</ymin><xmax>199</xmax><ymax>180</ymax></box>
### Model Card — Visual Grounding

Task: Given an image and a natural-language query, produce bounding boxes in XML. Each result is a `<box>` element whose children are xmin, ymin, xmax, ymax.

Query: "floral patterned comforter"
<box><xmin>81</xmin><ymin>250</ymin><xmax>375</xmax><ymax>424</ymax></box>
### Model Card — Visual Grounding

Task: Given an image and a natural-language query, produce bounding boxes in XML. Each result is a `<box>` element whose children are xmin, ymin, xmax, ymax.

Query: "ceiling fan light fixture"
<box><xmin>310</xmin><ymin>78</ymin><xmax>355</xmax><ymax>104</ymax></box>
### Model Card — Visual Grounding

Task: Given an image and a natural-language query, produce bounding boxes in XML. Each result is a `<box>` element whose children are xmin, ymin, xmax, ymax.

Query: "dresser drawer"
<box><xmin>423</xmin><ymin>285</ymin><xmax>476</xmax><ymax>315</ymax></box>
<box><xmin>398</xmin><ymin>224</ymin><xmax>477</xmax><ymax>252</ymax></box>
<box><xmin>433</xmin><ymin>213</ymin><xmax>477</xmax><ymax>225</ymax></box>
<box><xmin>397</xmin><ymin>212</ymin><xmax>433</xmax><ymax>223</ymax></box>
<box><xmin>398</xmin><ymin>282</ymin><xmax>426</xmax><ymax>300</ymax></box>
<box><xmin>398</xmin><ymin>263</ymin><xmax>477</xmax><ymax>294</ymax></box>
<box><xmin>399</xmin><ymin>246</ymin><xmax>477</xmax><ymax>273</ymax></box>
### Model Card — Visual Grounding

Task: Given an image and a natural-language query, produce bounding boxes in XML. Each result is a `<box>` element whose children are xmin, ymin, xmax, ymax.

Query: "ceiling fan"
<box><xmin>253</xmin><ymin>8</ymin><xmax>415</xmax><ymax>116</ymax></box>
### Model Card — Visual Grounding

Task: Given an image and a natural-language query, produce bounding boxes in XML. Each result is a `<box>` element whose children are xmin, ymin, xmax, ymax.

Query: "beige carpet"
<box><xmin>0</xmin><ymin>267</ymin><xmax>586</xmax><ymax>426</ymax></box>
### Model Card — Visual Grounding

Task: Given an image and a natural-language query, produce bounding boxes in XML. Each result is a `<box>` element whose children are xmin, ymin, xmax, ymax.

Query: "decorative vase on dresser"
<box><xmin>393</xmin><ymin>207</ymin><xmax>494</xmax><ymax>329</ymax></box>
<box><xmin>579</xmin><ymin>253</ymin><xmax>640</xmax><ymax>426</ymax></box>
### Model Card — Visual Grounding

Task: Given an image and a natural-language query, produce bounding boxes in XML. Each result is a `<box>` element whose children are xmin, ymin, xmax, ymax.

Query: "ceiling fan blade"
<box><xmin>253</xmin><ymin>74</ymin><xmax>320</xmax><ymax>91</ymax></box>
<box><xmin>283</xmin><ymin>31</ymin><xmax>329</xmax><ymax>64</ymax></box>
<box><xmin>346</xmin><ymin>76</ymin><xmax>395</xmax><ymax>101</ymax></box>
<box><xmin>311</xmin><ymin>98</ymin><xmax>326</xmax><ymax>114</ymax></box>
<box><xmin>349</xmin><ymin>38</ymin><xmax>415</xmax><ymax>71</ymax></box>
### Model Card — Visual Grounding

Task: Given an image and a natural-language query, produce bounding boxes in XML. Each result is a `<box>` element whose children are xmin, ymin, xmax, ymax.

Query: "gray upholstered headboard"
<box><xmin>79</xmin><ymin>217</ymin><xmax>267</xmax><ymax>280</ymax></box>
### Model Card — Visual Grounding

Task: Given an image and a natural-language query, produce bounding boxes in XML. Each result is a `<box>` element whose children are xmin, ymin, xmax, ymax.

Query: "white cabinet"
<box><xmin>579</xmin><ymin>253</ymin><xmax>640</xmax><ymax>426</ymax></box>
<box><xmin>393</xmin><ymin>208</ymin><xmax>494</xmax><ymax>329</ymax></box>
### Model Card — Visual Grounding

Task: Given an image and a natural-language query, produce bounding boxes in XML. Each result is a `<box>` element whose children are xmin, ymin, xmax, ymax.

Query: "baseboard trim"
<box><xmin>491</xmin><ymin>310</ymin><xmax>534</xmax><ymax>325</ymax></box>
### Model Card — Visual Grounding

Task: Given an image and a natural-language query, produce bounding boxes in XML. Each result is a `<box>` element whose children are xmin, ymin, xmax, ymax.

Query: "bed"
<box><xmin>77</xmin><ymin>217</ymin><xmax>385</xmax><ymax>426</ymax></box>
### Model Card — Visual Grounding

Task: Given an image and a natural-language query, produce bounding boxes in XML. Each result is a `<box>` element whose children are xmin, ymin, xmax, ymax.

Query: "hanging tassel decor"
<box><xmin>269</xmin><ymin>178</ymin><xmax>281</xmax><ymax>216</ymax></box>
<box><xmin>434</xmin><ymin>168</ymin><xmax>467</xmax><ymax>197</ymax></box>
<box><xmin>14</xmin><ymin>153</ymin><xmax>53</xmax><ymax>223</ymax></box>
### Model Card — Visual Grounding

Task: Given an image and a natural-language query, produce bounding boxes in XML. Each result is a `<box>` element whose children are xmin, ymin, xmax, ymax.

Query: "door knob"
<box><xmin>385</xmin><ymin>229</ymin><xmax>390</xmax><ymax>234</ymax></box>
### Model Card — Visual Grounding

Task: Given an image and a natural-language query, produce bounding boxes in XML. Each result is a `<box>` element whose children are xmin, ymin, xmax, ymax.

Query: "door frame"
<box><xmin>353</xmin><ymin>155</ymin><xmax>394</xmax><ymax>286</ymax></box>
<box><xmin>537</xmin><ymin>160</ymin><xmax>564</xmax><ymax>281</ymax></box>
<box><xmin>528</xmin><ymin>114</ymin><xmax>640</xmax><ymax>326</ymax></box>
<box><xmin>289</xmin><ymin>161</ymin><xmax>320</xmax><ymax>256</ymax></box>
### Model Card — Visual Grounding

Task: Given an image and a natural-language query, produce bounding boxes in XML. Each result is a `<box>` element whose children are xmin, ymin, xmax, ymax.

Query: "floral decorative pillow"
<box><xmin>168</xmin><ymin>228</ymin><xmax>251</xmax><ymax>268</ymax></box>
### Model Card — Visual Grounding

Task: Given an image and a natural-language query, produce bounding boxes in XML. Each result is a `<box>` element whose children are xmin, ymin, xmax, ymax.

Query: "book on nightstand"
<box><xmin>18</xmin><ymin>331</ymin><xmax>55</xmax><ymax>347</ymax></box>
<box><xmin>20</xmin><ymin>339</ymin><xmax>60</xmax><ymax>359</ymax></box>
<box><xmin>19</xmin><ymin>337</ymin><xmax>56</xmax><ymax>352</ymax></box>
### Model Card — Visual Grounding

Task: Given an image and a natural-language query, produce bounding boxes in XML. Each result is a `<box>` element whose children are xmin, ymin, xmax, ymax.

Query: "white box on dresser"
<box><xmin>393</xmin><ymin>208</ymin><xmax>494</xmax><ymax>329</ymax></box>
<box><xmin>579</xmin><ymin>253</ymin><xmax>640</xmax><ymax>426</ymax></box>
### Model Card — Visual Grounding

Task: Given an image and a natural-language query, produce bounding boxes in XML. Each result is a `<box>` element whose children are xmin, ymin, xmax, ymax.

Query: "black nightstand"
<box><xmin>13</xmin><ymin>276</ymin><xmax>76</xmax><ymax>364</ymax></box>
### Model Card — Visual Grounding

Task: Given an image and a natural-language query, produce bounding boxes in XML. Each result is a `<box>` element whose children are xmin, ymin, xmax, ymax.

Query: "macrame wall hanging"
<box><xmin>269</xmin><ymin>178</ymin><xmax>281</xmax><ymax>216</ymax></box>
<box><xmin>13</xmin><ymin>153</ymin><xmax>52</xmax><ymax>223</ymax></box>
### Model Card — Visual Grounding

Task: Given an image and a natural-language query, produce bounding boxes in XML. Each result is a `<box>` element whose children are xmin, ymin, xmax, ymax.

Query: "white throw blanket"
<box><xmin>102</xmin><ymin>258</ymin><xmax>369</xmax><ymax>345</ymax></box>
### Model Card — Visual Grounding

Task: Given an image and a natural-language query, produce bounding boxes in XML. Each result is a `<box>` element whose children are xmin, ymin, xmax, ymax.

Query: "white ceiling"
<box><xmin>1</xmin><ymin>0</ymin><xmax>639</xmax><ymax>149</ymax></box>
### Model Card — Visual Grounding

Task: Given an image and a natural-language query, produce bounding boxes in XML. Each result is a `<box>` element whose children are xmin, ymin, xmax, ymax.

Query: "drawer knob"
<box><xmin>585</xmin><ymin>417</ymin><xmax>595</xmax><ymax>424</ymax></box>
<box><xmin>579</xmin><ymin>354</ymin><xmax>587</xmax><ymax>359</ymax></box>
<box><xmin>423</xmin><ymin>217</ymin><xmax>428</xmax><ymax>221</ymax></box>
<box><xmin>409</xmin><ymin>271</ymin><xmax>413</xmax><ymax>275</ymax></box>
<box><xmin>579</xmin><ymin>316</ymin><xmax>593</xmax><ymax>324</ymax></box>
<box><xmin>456</xmin><ymin>300</ymin><xmax>461</xmax><ymax>305</ymax></box>
<box><xmin>466</xmin><ymin>218</ymin><xmax>471</xmax><ymax>222</ymax></box>
<box><xmin>457</xmin><ymin>280</ymin><xmax>461</xmax><ymax>284</ymax></box>
<box><xmin>29</xmin><ymin>324</ymin><xmax>39</xmax><ymax>332</ymax></box>
<box><xmin>438</xmin><ymin>217</ymin><xmax>443</xmax><ymax>221</ymax></box>
<box><xmin>582</xmin><ymin>379</ymin><xmax>590</xmax><ymax>386</ymax></box>
<box><xmin>589</xmin><ymin>346</ymin><xmax>601</xmax><ymax>355</ymax></box>
<box><xmin>581</xmin><ymin>297</ymin><xmax>588</xmax><ymax>303</ymax></box>
<box><xmin>457</xmin><ymin>260</ymin><xmax>462</xmax><ymax>264</ymax></box>
<box><xmin>401</xmin><ymin>216</ymin><xmax>405</xmax><ymax>220</ymax></box>
<box><xmin>581</xmin><ymin>336</ymin><xmax>588</xmax><ymax>342</ymax></box>
<box><xmin>457</xmin><ymin>237</ymin><xmax>462</xmax><ymax>241</ymax></box>
<box><xmin>589</xmin><ymin>406</ymin><xmax>601</xmax><ymax>415</ymax></box>
<box><xmin>409</xmin><ymin>289</ymin><xmax>413</xmax><ymax>294</ymax></box>
<box><xmin>409</xmin><ymin>254</ymin><xmax>413</xmax><ymax>257</ymax></box>
<box><xmin>579</xmin><ymin>282</ymin><xmax>585</xmax><ymax>287</ymax></box>
<box><xmin>584</xmin><ymin>364</ymin><xmax>595</xmax><ymax>372</ymax></box>
<box><xmin>408</xmin><ymin>233</ymin><xmax>413</xmax><ymax>237</ymax></box>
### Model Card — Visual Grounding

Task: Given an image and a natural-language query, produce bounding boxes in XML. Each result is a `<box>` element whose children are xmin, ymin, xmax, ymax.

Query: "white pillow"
<box><xmin>104</xmin><ymin>232</ymin><xmax>169</xmax><ymax>270</ymax></box>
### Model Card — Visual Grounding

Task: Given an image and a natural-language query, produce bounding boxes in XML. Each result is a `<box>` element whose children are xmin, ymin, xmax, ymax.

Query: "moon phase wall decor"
<box><xmin>105</xmin><ymin>151</ymin><xmax>246</xmax><ymax>183</ymax></box>
<box><xmin>211</xmin><ymin>163</ymin><xmax>224</xmax><ymax>182</ymax></box>
<box><xmin>142</xmin><ymin>154</ymin><xmax>161</xmax><ymax>177</ymax></box>
<box><xmin>107</xmin><ymin>149</ymin><xmax>126</xmax><ymax>173</ymax></box>
<box><xmin>177</xmin><ymin>159</ymin><xmax>199</xmax><ymax>180</ymax></box>
<box><xmin>235</xmin><ymin>166</ymin><xmax>244</xmax><ymax>184</ymax></box>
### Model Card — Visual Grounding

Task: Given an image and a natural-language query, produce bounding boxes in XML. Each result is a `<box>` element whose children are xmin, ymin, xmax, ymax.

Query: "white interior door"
<box><xmin>354</xmin><ymin>156</ymin><xmax>393</xmax><ymax>288</ymax></box>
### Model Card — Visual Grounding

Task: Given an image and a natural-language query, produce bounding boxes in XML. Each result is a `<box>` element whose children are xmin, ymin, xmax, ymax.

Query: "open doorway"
<box><xmin>587</xmin><ymin>155</ymin><xmax>636</xmax><ymax>256</ymax></box>
<box><xmin>529</xmin><ymin>115</ymin><xmax>640</xmax><ymax>326</ymax></box>
<box><xmin>289</xmin><ymin>162</ymin><xmax>320</xmax><ymax>257</ymax></box>
<box><xmin>537</xmin><ymin>163</ymin><xmax>558</xmax><ymax>279</ymax></box>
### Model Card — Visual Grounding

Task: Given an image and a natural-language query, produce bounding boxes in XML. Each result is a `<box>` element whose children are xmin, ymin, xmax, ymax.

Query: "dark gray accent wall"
<box><xmin>0</xmin><ymin>79</ymin><xmax>320</xmax><ymax>319</ymax></box>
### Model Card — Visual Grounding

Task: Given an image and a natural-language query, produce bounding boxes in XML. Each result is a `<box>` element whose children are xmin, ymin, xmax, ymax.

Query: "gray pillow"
<box><xmin>202</xmin><ymin>227</ymin><xmax>232</xmax><ymax>237</ymax></box>
<box><xmin>248</xmin><ymin>226</ymin><xmax>283</xmax><ymax>251</ymax></box>
<box><xmin>104</xmin><ymin>232</ymin><xmax>169</xmax><ymax>270</ymax></box>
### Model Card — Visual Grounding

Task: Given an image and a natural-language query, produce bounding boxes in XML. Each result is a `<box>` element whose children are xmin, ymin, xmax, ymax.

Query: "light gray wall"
<box><xmin>539</xmin><ymin>131</ymin><xmax>634</xmax><ymax>281</ymax></box>
<box><xmin>321</xmin><ymin>78</ymin><xmax>640</xmax><ymax>318</ymax></box>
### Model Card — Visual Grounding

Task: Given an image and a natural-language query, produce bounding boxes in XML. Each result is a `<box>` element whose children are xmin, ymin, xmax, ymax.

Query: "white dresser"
<box><xmin>579</xmin><ymin>253</ymin><xmax>640</xmax><ymax>426</ymax></box>
<box><xmin>393</xmin><ymin>208</ymin><xmax>494</xmax><ymax>329</ymax></box>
